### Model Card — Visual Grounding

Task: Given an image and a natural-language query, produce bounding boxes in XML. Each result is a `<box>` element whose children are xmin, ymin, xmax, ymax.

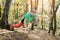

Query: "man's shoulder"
<box><xmin>25</xmin><ymin>12</ymin><xmax>31</xmax><ymax>16</ymax></box>
<box><xmin>25</xmin><ymin>12</ymin><xmax>31</xmax><ymax>18</ymax></box>
<box><xmin>34</xmin><ymin>13</ymin><xmax>38</xmax><ymax>16</ymax></box>
<box><xmin>26</xmin><ymin>12</ymin><xmax>31</xmax><ymax>14</ymax></box>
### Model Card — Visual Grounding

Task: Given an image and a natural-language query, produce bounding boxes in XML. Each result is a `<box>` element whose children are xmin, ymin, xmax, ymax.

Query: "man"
<box><xmin>10</xmin><ymin>10</ymin><xmax>38</xmax><ymax>30</ymax></box>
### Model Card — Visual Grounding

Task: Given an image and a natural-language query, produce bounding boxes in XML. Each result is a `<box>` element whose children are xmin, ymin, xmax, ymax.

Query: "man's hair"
<box><xmin>31</xmin><ymin>9</ymin><xmax>36</xmax><ymax>13</ymax></box>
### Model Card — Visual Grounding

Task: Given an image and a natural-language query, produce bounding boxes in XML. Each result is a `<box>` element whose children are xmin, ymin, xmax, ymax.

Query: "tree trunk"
<box><xmin>48</xmin><ymin>0</ymin><xmax>54</xmax><ymax>34</ymax></box>
<box><xmin>48</xmin><ymin>15</ymin><xmax>53</xmax><ymax>33</ymax></box>
<box><xmin>30</xmin><ymin>0</ymin><xmax>32</xmax><ymax>11</ymax></box>
<box><xmin>0</xmin><ymin>0</ymin><xmax>12</xmax><ymax>30</ymax></box>
<box><xmin>53</xmin><ymin>2</ymin><xmax>60</xmax><ymax>35</ymax></box>
<box><xmin>41</xmin><ymin>0</ymin><xmax>44</xmax><ymax>29</ymax></box>
<box><xmin>52</xmin><ymin>0</ymin><xmax>56</xmax><ymax>35</ymax></box>
<box><xmin>0</xmin><ymin>5</ymin><xmax>1</xmax><ymax>17</ymax></box>
<box><xmin>49</xmin><ymin>0</ymin><xmax>60</xmax><ymax>35</ymax></box>
<box><xmin>35</xmin><ymin>0</ymin><xmax>39</xmax><ymax>10</ymax></box>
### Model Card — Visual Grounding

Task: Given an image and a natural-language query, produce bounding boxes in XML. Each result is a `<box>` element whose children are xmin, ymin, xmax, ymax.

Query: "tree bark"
<box><xmin>0</xmin><ymin>5</ymin><xmax>1</xmax><ymax>17</ymax></box>
<box><xmin>0</xmin><ymin>0</ymin><xmax>12</xmax><ymax>30</ymax></box>
<box><xmin>41</xmin><ymin>0</ymin><xmax>44</xmax><ymax>29</ymax></box>
<box><xmin>48</xmin><ymin>0</ymin><xmax>60</xmax><ymax>35</ymax></box>
<box><xmin>53</xmin><ymin>2</ymin><xmax>60</xmax><ymax>35</ymax></box>
<box><xmin>35</xmin><ymin>0</ymin><xmax>39</xmax><ymax>10</ymax></box>
<box><xmin>30</xmin><ymin>0</ymin><xmax>32</xmax><ymax>11</ymax></box>
<box><xmin>48</xmin><ymin>0</ymin><xmax>54</xmax><ymax>34</ymax></box>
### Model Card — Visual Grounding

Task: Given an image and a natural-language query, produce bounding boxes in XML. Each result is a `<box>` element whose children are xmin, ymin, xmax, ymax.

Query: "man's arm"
<box><xmin>23</xmin><ymin>18</ymin><xmax>26</xmax><ymax>28</ymax></box>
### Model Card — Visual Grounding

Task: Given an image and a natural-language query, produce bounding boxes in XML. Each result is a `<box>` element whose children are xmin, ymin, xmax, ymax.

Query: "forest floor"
<box><xmin>0</xmin><ymin>27</ymin><xmax>60</xmax><ymax>40</ymax></box>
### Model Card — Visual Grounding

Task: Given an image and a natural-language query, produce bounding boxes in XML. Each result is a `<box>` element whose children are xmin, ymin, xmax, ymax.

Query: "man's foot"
<box><xmin>48</xmin><ymin>31</ymin><xmax>50</xmax><ymax>34</ymax></box>
<box><xmin>52</xmin><ymin>32</ymin><xmax>55</xmax><ymax>36</ymax></box>
<box><xmin>31</xmin><ymin>27</ymin><xmax>34</xmax><ymax>30</ymax></box>
<box><xmin>23</xmin><ymin>28</ymin><xmax>26</xmax><ymax>31</ymax></box>
<box><xmin>10</xmin><ymin>25</ymin><xmax>14</xmax><ymax>31</ymax></box>
<box><xmin>23</xmin><ymin>26</ymin><xmax>26</xmax><ymax>28</ymax></box>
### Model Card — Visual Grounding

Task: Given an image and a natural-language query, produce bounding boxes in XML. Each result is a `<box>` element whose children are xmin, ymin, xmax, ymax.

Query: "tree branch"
<box><xmin>54</xmin><ymin>3</ymin><xmax>60</xmax><ymax>13</ymax></box>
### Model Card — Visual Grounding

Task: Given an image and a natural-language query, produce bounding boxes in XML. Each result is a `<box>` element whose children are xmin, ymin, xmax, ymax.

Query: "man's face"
<box><xmin>31</xmin><ymin>12</ymin><xmax>35</xmax><ymax>16</ymax></box>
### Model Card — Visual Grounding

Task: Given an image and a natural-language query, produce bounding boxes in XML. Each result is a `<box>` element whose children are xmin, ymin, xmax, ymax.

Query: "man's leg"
<box><xmin>31</xmin><ymin>22</ymin><xmax>34</xmax><ymax>30</ymax></box>
<box><xmin>48</xmin><ymin>27</ymin><xmax>53</xmax><ymax>34</ymax></box>
<box><xmin>10</xmin><ymin>21</ymin><xmax>23</xmax><ymax>30</ymax></box>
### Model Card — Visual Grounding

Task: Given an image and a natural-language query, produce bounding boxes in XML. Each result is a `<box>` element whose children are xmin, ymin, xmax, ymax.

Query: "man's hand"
<box><xmin>38</xmin><ymin>15</ymin><xmax>49</xmax><ymax>19</ymax></box>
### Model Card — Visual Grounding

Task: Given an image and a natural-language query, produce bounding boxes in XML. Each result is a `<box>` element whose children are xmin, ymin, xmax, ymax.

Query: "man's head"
<box><xmin>31</xmin><ymin>10</ymin><xmax>36</xmax><ymax>16</ymax></box>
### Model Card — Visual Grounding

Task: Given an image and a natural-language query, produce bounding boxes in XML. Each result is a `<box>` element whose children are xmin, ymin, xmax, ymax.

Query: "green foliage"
<box><xmin>0</xmin><ymin>0</ymin><xmax>60</xmax><ymax>35</ymax></box>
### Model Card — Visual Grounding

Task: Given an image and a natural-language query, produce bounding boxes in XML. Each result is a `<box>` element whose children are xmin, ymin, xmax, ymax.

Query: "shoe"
<box><xmin>10</xmin><ymin>25</ymin><xmax>14</xmax><ymax>31</ymax></box>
